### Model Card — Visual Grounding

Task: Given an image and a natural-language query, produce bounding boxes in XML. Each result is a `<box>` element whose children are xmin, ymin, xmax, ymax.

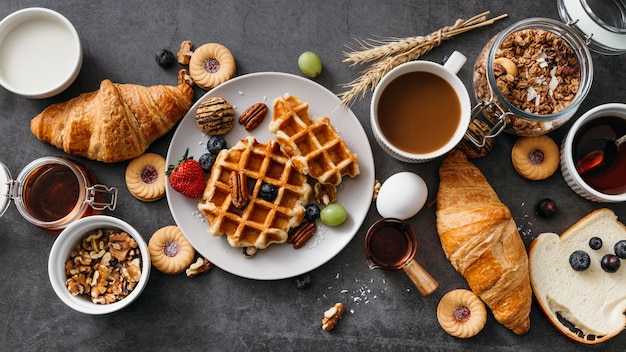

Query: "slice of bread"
<box><xmin>529</xmin><ymin>208</ymin><xmax>626</xmax><ymax>344</ymax></box>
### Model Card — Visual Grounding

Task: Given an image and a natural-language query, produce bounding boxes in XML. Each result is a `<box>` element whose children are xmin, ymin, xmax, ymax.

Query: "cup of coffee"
<box><xmin>370</xmin><ymin>51</ymin><xmax>471</xmax><ymax>163</ymax></box>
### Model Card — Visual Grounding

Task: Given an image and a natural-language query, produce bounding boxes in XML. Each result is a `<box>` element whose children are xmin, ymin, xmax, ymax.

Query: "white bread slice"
<box><xmin>529</xmin><ymin>208</ymin><xmax>626</xmax><ymax>344</ymax></box>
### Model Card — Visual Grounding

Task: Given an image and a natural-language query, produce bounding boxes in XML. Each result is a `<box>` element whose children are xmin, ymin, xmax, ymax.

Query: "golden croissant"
<box><xmin>436</xmin><ymin>150</ymin><xmax>531</xmax><ymax>335</ymax></box>
<box><xmin>30</xmin><ymin>79</ymin><xmax>194</xmax><ymax>163</ymax></box>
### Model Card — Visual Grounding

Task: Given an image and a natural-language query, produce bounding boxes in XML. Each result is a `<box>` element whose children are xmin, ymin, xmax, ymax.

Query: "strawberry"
<box><xmin>166</xmin><ymin>148</ymin><xmax>206</xmax><ymax>198</ymax></box>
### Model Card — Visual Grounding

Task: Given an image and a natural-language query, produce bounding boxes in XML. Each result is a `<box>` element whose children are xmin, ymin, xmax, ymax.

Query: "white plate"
<box><xmin>165</xmin><ymin>72</ymin><xmax>375</xmax><ymax>280</ymax></box>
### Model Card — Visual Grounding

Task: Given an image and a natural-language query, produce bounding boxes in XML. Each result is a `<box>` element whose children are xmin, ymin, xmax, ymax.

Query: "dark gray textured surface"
<box><xmin>1</xmin><ymin>1</ymin><xmax>625</xmax><ymax>351</ymax></box>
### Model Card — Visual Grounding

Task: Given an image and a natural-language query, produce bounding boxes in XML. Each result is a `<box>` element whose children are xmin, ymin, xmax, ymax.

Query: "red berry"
<box><xmin>167</xmin><ymin>149</ymin><xmax>206</xmax><ymax>198</ymax></box>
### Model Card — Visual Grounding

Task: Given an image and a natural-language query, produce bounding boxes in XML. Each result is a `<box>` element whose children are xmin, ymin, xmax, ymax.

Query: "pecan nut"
<box><xmin>229</xmin><ymin>171</ymin><xmax>248</xmax><ymax>209</ymax></box>
<box><xmin>288</xmin><ymin>221</ymin><xmax>317</xmax><ymax>249</ymax></box>
<box><xmin>238</xmin><ymin>103</ymin><xmax>268</xmax><ymax>131</ymax></box>
<box><xmin>322</xmin><ymin>303</ymin><xmax>345</xmax><ymax>331</ymax></box>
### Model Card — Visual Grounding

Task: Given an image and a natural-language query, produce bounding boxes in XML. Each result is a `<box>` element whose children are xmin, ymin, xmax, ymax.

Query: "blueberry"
<box><xmin>304</xmin><ymin>204</ymin><xmax>321</xmax><ymax>222</ymax></box>
<box><xmin>569</xmin><ymin>250</ymin><xmax>590</xmax><ymax>271</ymax></box>
<box><xmin>198</xmin><ymin>153</ymin><xmax>217</xmax><ymax>173</ymax></box>
<box><xmin>294</xmin><ymin>274</ymin><xmax>312</xmax><ymax>289</ymax></box>
<box><xmin>535</xmin><ymin>198</ymin><xmax>557</xmax><ymax>218</ymax></box>
<box><xmin>589</xmin><ymin>237</ymin><xmax>603</xmax><ymax>250</ymax></box>
<box><xmin>156</xmin><ymin>49</ymin><xmax>175</xmax><ymax>68</ymax></box>
<box><xmin>614</xmin><ymin>240</ymin><xmax>626</xmax><ymax>259</ymax></box>
<box><xmin>259</xmin><ymin>182</ymin><xmax>278</xmax><ymax>202</ymax></box>
<box><xmin>207</xmin><ymin>135</ymin><xmax>227</xmax><ymax>155</ymax></box>
<box><xmin>601</xmin><ymin>254</ymin><xmax>621</xmax><ymax>273</ymax></box>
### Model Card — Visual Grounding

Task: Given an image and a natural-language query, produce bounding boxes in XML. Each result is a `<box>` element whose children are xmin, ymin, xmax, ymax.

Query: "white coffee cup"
<box><xmin>370</xmin><ymin>51</ymin><xmax>471</xmax><ymax>163</ymax></box>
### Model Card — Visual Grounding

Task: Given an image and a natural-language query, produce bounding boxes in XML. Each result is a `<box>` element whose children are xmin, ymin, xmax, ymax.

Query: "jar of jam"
<box><xmin>0</xmin><ymin>156</ymin><xmax>117</xmax><ymax>232</ymax></box>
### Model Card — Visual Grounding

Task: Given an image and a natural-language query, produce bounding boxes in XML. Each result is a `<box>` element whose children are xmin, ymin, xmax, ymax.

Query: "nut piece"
<box><xmin>322</xmin><ymin>303</ymin><xmax>345</xmax><ymax>331</ymax></box>
<box><xmin>493</xmin><ymin>57</ymin><xmax>518</xmax><ymax>80</ymax></box>
<box><xmin>314</xmin><ymin>182</ymin><xmax>337</xmax><ymax>206</ymax></box>
<box><xmin>242</xmin><ymin>246</ymin><xmax>258</xmax><ymax>258</ymax></box>
<box><xmin>65</xmin><ymin>229</ymin><xmax>142</xmax><ymax>304</ymax></box>
<box><xmin>239</xmin><ymin>103</ymin><xmax>269</xmax><ymax>131</ymax></box>
<box><xmin>229</xmin><ymin>171</ymin><xmax>248</xmax><ymax>209</ymax></box>
<box><xmin>186</xmin><ymin>257</ymin><xmax>213</xmax><ymax>277</ymax></box>
<box><xmin>372</xmin><ymin>179</ymin><xmax>381</xmax><ymax>200</ymax></box>
<box><xmin>178</xmin><ymin>68</ymin><xmax>194</xmax><ymax>86</ymax></box>
<box><xmin>288</xmin><ymin>221</ymin><xmax>317</xmax><ymax>249</ymax></box>
<box><xmin>177</xmin><ymin>40</ymin><xmax>193</xmax><ymax>65</ymax></box>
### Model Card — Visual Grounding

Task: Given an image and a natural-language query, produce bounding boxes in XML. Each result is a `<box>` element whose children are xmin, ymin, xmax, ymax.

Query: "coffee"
<box><xmin>377</xmin><ymin>71</ymin><xmax>461</xmax><ymax>154</ymax></box>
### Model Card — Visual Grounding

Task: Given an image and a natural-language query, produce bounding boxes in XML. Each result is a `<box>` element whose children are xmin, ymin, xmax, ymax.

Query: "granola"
<box><xmin>473</xmin><ymin>28</ymin><xmax>582</xmax><ymax>136</ymax></box>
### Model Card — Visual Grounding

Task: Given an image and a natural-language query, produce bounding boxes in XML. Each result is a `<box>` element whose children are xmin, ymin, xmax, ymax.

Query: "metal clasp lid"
<box><xmin>86</xmin><ymin>184</ymin><xmax>118</xmax><ymax>211</ymax></box>
<box><xmin>465</xmin><ymin>100</ymin><xmax>511</xmax><ymax>147</ymax></box>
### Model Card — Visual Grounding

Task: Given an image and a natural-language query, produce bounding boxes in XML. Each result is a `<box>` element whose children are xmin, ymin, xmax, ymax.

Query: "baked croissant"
<box><xmin>436</xmin><ymin>150</ymin><xmax>532</xmax><ymax>335</ymax></box>
<box><xmin>30</xmin><ymin>79</ymin><xmax>194</xmax><ymax>163</ymax></box>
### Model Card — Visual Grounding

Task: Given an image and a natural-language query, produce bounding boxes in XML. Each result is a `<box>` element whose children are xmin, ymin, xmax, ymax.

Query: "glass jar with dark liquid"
<box><xmin>0</xmin><ymin>157</ymin><xmax>117</xmax><ymax>233</ymax></box>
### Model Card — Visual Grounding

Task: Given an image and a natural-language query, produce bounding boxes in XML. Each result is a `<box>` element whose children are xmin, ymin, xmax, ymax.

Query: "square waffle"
<box><xmin>269</xmin><ymin>94</ymin><xmax>360</xmax><ymax>186</ymax></box>
<box><xmin>197</xmin><ymin>136</ymin><xmax>312</xmax><ymax>249</ymax></box>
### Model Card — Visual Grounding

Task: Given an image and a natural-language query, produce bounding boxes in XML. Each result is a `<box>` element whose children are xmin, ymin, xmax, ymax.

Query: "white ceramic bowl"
<box><xmin>560</xmin><ymin>103</ymin><xmax>626</xmax><ymax>202</ymax></box>
<box><xmin>48</xmin><ymin>215</ymin><xmax>151</xmax><ymax>314</ymax></box>
<box><xmin>0</xmin><ymin>7</ymin><xmax>82</xmax><ymax>98</ymax></box>
<box><xmin>370</xmin><ymin>52</ymin><xmax>471</xmax><ymax>163</ymax></box>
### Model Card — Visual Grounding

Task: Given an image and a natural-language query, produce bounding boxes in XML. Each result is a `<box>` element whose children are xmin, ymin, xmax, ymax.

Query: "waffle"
<box><xmin>197</xmin><ymin>136</ymin><xmax>312</xmax><ymax>249</ymax></box>
<box><xmin>269</xmin><ymin>94</ymin><xmax>360</xmax><ymax>186</ymax></box>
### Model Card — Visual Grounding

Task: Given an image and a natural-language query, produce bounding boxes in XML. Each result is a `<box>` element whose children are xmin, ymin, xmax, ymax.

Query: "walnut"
<box><xmin>322</xmin><ymin>303</ymin><xmax>345</xmax><ymax>331</ymax></box>
<box><xmin>66</xmin><ymin>274</ymin><xmax>88</xmax><ymax>296</ymax></box>
<box><xmin>314</xmin><ymin>182</ymin><xmax>337</xmax><ymax>206</ymax></box>
<box><xmin>122</xmin><ymin>258</ymin><xmax>142</xmax><ymax>283</ymax></box>
<box><xmin>178</xmin><ymin>68</ymin><xmax>194</xmax><ymax>86</ymax></box>
<box><xmin>242</xmin><ymin>246</ymin><xmax>257</xmax><ymax>258</ymax></box>
<box><xmin>108</xmin><ymin>232</ymin><xmax>137</xmax><ymax>261</ymax></box>
<box><xmin>186</xmin><ymin>257</ymin><xmax>213</xmax><ymax>277</ymax></box>
<box><xmin>90</xmin><ymin>266</ymin><xmax>109</xmax><ymax>299</ymax></box>
<box><xmin>177</xmin><ymin>40</ymin><xmax>193</xmax><ymax>65</ymax></box>
<box><xmin>65</xmin><ymin>229</ymin><xmax>143</xmax><ymax>305</ymax></box>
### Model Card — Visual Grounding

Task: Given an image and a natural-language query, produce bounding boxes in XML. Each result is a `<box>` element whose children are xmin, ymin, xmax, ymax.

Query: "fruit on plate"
<box><xmin>167</xmin><ymin>148</ymin><xmax>206</xmax><ymax>198</ymax></box>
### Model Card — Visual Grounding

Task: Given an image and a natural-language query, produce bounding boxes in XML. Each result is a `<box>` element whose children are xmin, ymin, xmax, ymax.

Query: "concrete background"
<box><xmin>0</xmin><ymin>1</ymin><xmax>625</xmax><ymax>351</ymax></box>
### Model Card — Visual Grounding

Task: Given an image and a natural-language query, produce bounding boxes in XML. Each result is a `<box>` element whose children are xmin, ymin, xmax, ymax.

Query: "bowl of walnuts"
<box><xmin>48</xmin><ymin>215</ymin><xmax>151</xmax><ymax>314</ymax></box>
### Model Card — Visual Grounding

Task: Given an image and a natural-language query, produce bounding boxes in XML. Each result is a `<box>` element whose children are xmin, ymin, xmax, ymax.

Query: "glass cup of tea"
<box><xmin>370</xmin><ymin>51</ymin><xmax>471</xmax><ymax>163</ymax></box>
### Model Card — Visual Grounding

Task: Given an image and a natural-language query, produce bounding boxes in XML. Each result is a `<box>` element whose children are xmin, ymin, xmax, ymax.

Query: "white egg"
<box><xmin>376</xmin><ymin>172</ymin><xmax>428</xmax><ymax>220</ymax></box>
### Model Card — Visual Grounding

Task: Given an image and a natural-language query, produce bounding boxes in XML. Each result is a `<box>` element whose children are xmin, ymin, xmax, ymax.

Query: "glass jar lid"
<box><xmin>0</xmin><ymin>161</ymin><xmax>10</xmax><ymax>218</ymax></box>
<box><xmin>558</xmin><ymin>0</ymin><xmax>626</xmax><ymax>54</ymax></box>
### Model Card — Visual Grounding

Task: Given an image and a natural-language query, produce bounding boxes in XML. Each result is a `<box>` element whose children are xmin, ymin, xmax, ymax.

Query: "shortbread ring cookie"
<box><xmin>125</xmin><ymin>153</ymin><xmax>166</xmax><ymax>202</ymax></box>
<box><xmin>195</xmin><ymin>96</ymin><xmax>235</xmax><ymax>135</ymax></box>
<box><xmin>437</xmin><ymin>289</ymin><xmax>487</xmax><ymax>338</ymax></box>
<box><xmin>511</xmin><ymin>135</ymin><xmax>560</xmax><ymax>180</ymax></box>
<box><xmin>189</xmin><ymin>43</ymin><xmax>236</xmax><ymax>90</ymax></box>
<box><xmin>148</xmin><ymin>226</ymin><xmax>196</xmax><ymax>275</ymax></box>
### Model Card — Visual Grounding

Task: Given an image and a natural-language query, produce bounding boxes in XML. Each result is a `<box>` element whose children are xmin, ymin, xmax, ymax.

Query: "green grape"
<box><xmin>298</xmin><ymin>51</ymin><xmax>322</xmax><ymax>78</ymax></box>
<box><xmin>320</xmin><ymin>203</ymin><xmax>347</xmax><ymax>226</ymax></box>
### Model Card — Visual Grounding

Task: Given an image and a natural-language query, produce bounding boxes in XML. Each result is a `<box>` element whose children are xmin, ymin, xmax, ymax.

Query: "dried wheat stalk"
<box><xmin>339</xmin><ymin>11</ymin><xmax>508</xmax><ymax>107</ymax></box>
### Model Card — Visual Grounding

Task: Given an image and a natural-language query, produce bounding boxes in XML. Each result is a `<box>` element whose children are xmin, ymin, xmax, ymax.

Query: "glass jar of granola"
<box><xmin>470</xmin><ymin>18</ymin><xmax>593</xmax><ymax>142</ymax></box>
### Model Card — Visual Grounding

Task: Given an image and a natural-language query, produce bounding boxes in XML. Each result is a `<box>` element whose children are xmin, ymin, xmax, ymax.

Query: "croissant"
<box><xmin>30</xmin><ymin>79</ymin><xmax>194</xmax><ymax>163</ymax></box>
<box><xmin>435</xmin><ymin>150</ymin><xmax>531</xmax><ymax>335</ymax></box>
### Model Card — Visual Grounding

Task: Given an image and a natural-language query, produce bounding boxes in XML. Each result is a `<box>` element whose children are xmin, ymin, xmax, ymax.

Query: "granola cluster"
<box><xmin>473</xmin><ymin>28</ymin><xmax>582</xmax><ymax>135</ymax></box>
<box><xmin>65</xmin><ymin>229</ymin><xmax>142</xmax><ymax>304</ymax></box>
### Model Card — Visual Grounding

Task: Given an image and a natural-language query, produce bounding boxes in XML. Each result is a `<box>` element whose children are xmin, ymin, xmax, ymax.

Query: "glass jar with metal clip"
<box><xmin>0</xmin><ymin>156</ymin><xmax>117</xmax><ymax>233</ymax></box>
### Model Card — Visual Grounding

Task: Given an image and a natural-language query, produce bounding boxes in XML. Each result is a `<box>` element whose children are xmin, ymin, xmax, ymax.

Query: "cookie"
<box><xmin>125</xmin><ymin>153</ymin><xmax>166</xmax><ymax>202</ymax></box>
<box><xmin>189</xmin><ymin>43</ymin><xmax>236</xmax><ymax>90</ymax></box>
<box><xmin>148</xmin><ymin>226</ymin><xmax>196</xmax><ymax>275</ymax></box>
<box><xmin>457</xmin><ymin>119</ymin><xmax>495</xmax><ymax>159</ymax></box>
<box><xmin>437</xmin><ymin>289</ymin><xmax>487</xmax><ymax>338</ymax></box>
<box><xmin>511</xmin><ymin>135</ymin><xmax>560</xmax><ymax>180</ymax></box>
<box><xmin>195</xmin><ymin>96</ymin><xmax>235</xmax><ymax>135</ymax></box>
